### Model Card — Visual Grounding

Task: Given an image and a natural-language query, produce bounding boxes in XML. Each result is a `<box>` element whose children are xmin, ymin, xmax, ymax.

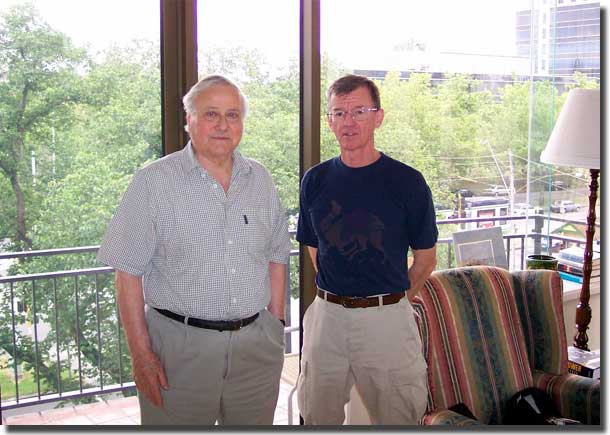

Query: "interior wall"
<box><xmin>562</xmin><ymin>288</ymin><xmax>601</xmax><ymax>351</ymax></box>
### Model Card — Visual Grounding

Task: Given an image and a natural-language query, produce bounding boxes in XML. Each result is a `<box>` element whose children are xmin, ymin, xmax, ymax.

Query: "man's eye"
<box><xmin>353</xmin><ymin>108</ymin><xmax>365</xmax><ymax>116</ymax></box>
<box><xmin>204</xmin><ymin>111</ymin><xmax>219</xmax><ymax>120</ymax></box>
<box><xmin>333</xmin><ymin>111</ymin><xmax>346</xmax><ymax>118</ymax></box>
<box><xmin>226</xmin><ymin>111</ymin><xmax>240</xmax><ymax>121</ymax></box>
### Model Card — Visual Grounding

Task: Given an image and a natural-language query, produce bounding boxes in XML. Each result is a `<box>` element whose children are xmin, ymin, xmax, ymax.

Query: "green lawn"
<box><xmin>0</xmin><ymin>368</ymin><xmax>41</xmax><ymax>399</ymax></box>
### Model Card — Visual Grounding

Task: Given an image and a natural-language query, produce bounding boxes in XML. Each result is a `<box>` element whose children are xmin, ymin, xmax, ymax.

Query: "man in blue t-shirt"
<box><xmin>296</xmin><ymin>74</ymin><xmax>438</xmax><ymax>425</ymax></box>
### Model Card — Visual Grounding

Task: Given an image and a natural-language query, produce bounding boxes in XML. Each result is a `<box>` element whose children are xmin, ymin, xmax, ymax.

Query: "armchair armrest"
<box><xmin>533</xmin><ymin>370</ymin><xmax>600</xmax><ymax>425</ymax></box>
<box><xmin>421</xmin><ymin>409</ymin><xmax>482</xmax><ymax>426</ymax></box>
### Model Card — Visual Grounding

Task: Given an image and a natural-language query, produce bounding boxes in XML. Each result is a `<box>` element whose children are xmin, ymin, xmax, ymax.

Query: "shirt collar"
<box><xmin>180</xmin><ymin>141</ymin><xmax>252</xmax><ymax>176</ymax></box>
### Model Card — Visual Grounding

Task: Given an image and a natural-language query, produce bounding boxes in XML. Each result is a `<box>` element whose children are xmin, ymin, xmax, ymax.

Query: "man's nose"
<box><xmin>343</xmin><ymin>112</ymin><xmax>356</xmax><ymax>126</ymax></box>
<box><xmin>216</xmin><ymin>114</ymin><xmax>229</xmax><ymax>130</ymax></box>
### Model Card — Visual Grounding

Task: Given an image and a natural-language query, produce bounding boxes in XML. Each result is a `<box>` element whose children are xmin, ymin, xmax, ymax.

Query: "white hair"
<box><xmin>183</xmin><ymin>75</ymin><xmax>248</xmax><ymax>132</ymax></box>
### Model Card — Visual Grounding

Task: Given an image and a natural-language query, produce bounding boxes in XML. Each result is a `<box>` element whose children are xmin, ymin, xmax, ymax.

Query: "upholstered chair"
<box><xmin>412</xmin><ymin>266</ymin><xmax>600</xmax><ymax>425</ymax></box>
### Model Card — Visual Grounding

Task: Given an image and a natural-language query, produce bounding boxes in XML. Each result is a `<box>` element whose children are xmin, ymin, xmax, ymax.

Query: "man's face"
<box><xmin>327</xmin><ymin>86</ymin><xmax>384</xmax><ymax>153</ymax></box>
<box><xmin>186</xmin><ymin>84</ymin><xmax>244</xmax><ymax>160</ymax></box>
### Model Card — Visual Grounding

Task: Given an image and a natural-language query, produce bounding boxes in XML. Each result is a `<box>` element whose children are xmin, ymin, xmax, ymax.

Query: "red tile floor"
<box><xmin>2</xmin><ymin>380</ymin><xmax>299</xmax><ymax>426</ymax></box>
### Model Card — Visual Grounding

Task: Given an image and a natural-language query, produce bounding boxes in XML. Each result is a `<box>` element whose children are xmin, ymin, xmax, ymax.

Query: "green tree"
<box><xmin>0</xmin><ymin>9</ymin><xmax>161</xmax><ymax>402</ymax></box>
<box><xmin>0</xmin><ymin>3</ymin><xmax>86</xmax><ymax>249</ymax></box>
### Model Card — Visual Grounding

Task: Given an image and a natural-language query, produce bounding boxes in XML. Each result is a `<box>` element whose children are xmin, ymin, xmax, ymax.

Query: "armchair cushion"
<box><xmin>512</xmin><ymin>270</ymin><xmax>568</xmax><ymax>375</ymax></box>
<box><xmin>533</xmin><ymin>371</ymin><xmax>600</xmax><ymax>425</ymax></box>
<box><xmin>420</xmin><ymin>409</ymin><xmax>481</xmax><ymax>426</ymax></box>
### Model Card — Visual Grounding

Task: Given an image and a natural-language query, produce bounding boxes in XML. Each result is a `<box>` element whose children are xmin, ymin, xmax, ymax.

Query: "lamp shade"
<box><xmin>540</xmin><ymin>88</ymin><xmax>600</xmax><ymax>169</ymax></box>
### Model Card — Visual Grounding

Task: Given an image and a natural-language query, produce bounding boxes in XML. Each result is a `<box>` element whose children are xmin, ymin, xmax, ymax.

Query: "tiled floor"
<box><xmin>2</xmin><ymin>380</ymin><xmax>299</xmax><ymax>426</ymax></box>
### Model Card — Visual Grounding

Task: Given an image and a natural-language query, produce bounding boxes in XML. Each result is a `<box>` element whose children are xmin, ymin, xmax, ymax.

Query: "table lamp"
<box><xmin>540</xmin><ymin>88</ymin><xmax>600</xmax><ymax>350</ymax></box>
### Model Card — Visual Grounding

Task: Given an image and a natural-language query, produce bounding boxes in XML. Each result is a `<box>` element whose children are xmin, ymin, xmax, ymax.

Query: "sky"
<box><xmin>1</xmin><ymin>0</ymin><xmax>536</xmax><ymax>73</ymax></box>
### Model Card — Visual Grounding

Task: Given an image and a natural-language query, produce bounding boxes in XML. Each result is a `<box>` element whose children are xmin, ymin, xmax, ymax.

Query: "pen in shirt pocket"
<box><xmin>243</xmin><ymin>215</ymin><xmax>249</xmax><ymax>224</ymax></box>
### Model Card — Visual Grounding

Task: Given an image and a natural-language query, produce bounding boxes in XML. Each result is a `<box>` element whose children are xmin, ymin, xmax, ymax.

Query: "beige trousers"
<box><xmin>139</xmin><ymin>307</ymin><xmax>285</xmax><ymax>425</ymax></box>
<box><xmin>297</xmin><ymin>296</ymin><xmax>428</xmax><ymax>425</ymax></box>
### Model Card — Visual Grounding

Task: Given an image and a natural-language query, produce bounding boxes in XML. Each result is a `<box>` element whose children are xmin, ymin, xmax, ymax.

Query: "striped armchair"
<box><xmin>412</xmin><ymin>266</ymin><xmax>600</xmax><ymax>425</ymax></box>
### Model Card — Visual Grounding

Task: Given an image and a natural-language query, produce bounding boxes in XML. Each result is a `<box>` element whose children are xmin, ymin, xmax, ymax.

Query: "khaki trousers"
<box><xmin>139</xmin><ymin>307</ymin><xmax>285</xmax><ymax>425</ymax></box>
<box><xmin>297</xmin><ymin>296</ymin><xmax>428</xmax><ymax>425</ymax></box>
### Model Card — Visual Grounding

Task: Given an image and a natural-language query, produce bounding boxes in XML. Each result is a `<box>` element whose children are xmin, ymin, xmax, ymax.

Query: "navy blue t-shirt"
<box><xmin>297</xmin><ymin>153</ymin><xmax>438</xmax><ymax>297</ymax></box>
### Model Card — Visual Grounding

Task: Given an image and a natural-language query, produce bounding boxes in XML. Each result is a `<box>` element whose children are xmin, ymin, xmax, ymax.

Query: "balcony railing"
<box><xmin>0</xmin><ymin>216</ymin><xmax>594</xmax><ymax>414</ymax></box>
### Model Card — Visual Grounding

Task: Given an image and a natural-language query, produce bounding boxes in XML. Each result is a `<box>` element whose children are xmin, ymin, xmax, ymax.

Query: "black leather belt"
<box><xmin>154</xmin><ymin>308</ymin><xmax>259</xmax><ymax>331</ymax></box>
<box><xmin>317</xmin><ymin>289</ymin><xmax>406</xmax><ymax>308</ymax></box>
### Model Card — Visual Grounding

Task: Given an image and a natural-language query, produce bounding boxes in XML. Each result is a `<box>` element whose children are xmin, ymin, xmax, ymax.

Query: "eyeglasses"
<box><xmin>327</xmin><ymin>107</ymin><xmax>379</xmax><ymax>122</ymax></box>
<box><xmin>199</xmin><ymin>110</ymin><xmax>242</xmax><ymax>124</ymax></box>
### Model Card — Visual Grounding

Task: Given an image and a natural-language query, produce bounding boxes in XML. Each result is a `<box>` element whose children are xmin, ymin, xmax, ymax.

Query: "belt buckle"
<box><xmin>231</xmin><ymin>319</ymin><xmax>243</xmax><ymax>330</ymax></box>
<box><xmin>341</xmin><ymin>297</ymin><xmax>357</xmax><ymax>308</ymax></box>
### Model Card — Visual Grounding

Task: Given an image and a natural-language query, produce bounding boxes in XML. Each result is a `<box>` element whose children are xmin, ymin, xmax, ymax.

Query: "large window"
<box><xmin>0</xmin><ymin>0</ymin><xmax>160</xmax><ymax>403</ymax></box>
<box><xmin>0</xmin><ymin>0</ymin><xmax>161</xmax><ymax>253</ymax></box>
<box><xmin>321</xmin><ymin>0</ymin><xmax>600</xmax><ymax>267</ymax></box>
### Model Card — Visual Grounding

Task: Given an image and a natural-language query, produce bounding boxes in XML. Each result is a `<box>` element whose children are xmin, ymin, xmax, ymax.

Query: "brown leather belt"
<box><xmin>317</xmin><ymin>289</ymin><xmax>406</xmax><ymax>308</ymax></box>
<box><xmin>154</xmin><ymin>308</ymin><xmax>259</xmax><ymax>331</ymax></box>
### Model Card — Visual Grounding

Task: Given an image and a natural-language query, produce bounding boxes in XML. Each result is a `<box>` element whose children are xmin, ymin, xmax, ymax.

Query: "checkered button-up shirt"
<box><xmin>97</xmin><ymin>142</ymin><xmax>291</xmax><ymax>320</ymax></box>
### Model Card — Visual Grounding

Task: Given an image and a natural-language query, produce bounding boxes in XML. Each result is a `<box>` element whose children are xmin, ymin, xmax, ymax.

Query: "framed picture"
<box><xmin>452</xmin><ymin>226</ymin><xmax>508</xmax><ymax>269</ymax></box>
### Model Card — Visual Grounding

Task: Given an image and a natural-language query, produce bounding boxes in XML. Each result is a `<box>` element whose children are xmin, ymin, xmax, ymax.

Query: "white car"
<box><xmin>512</xmin><ymin>203</ymin><xmax>536</xmax><ymax>216</ymax></box>
<box><xmin>483</xmin><ymin>185</ymin><xmax>510</xmax><ymax>196</ymax></box>
<box><xmin>551</xmin><ymin>200</ymin><xmax>580</xmax><ymax>213</ymax></box>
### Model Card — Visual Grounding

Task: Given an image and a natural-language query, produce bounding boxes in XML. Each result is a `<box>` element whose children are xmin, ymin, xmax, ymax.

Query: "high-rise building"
<box><xmin>516</xmin><ymin>0</ymin><xmax>600</xmax><ymax>80</ymax></box>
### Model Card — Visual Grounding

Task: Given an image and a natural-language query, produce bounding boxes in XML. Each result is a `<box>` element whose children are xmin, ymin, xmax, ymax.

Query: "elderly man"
<box><xmin>97</xmin><ymin>75</ymin><xmax>291</xmax><ymax>425</ymax></box>
<box><xmin>296</xmin><ymin>74</ymin><xmax>438</xmax><ymax>425</ymax></box>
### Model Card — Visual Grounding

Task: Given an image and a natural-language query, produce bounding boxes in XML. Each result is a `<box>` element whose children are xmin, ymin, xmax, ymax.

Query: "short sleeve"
<box><xmin>96</xmin><ymin>169</ymin><xmax>158</xmax><ymax>275</ymax></box>
<box><xmin>408</xmin><ymin>176</ymin><xmax>438</xmax><ymax>250</ymax></box>
<box><xmin>296</xmin><ymin>171</ymin><xmax>319</xmax><ymax>248</ymax></box>
<box><xmin>268</xmin><ymin>180</ymin><xmax>292</xmax><ymax>265</ymax></box>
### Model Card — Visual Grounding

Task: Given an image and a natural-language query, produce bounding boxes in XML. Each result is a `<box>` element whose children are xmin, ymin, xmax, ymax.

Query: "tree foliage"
<box><xmin>0</xmin><ymin>3</ymin><xmax>87</xmax><ymax>249</ymax></box>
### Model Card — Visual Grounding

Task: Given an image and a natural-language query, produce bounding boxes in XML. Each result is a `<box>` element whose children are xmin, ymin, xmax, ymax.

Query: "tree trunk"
<box><xmin>7</xmin><ymin>168</ymin><xmax>32</xmax><ymax>249</ymax></box>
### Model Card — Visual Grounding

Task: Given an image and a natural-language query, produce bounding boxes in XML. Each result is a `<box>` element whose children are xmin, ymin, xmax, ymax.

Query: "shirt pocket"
<box><xmin>243</xmin><ymin>207</ymin><xmax>272</xmax><ymax>263</ymax></box>
<box><xmin>160</xmin><ymin>201</ymin><xmax>218</xmax><ymax>273</ymax></box>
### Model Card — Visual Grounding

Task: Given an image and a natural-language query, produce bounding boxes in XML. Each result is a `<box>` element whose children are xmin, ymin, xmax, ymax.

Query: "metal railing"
<box><xmin>0</xmin><ymin>215</ymin><xmax>593</xmax><ymax>413</ymax></box>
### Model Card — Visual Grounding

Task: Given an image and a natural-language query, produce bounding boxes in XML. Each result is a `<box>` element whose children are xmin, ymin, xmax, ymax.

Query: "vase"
<box><xmin>526</xmin><ymin>254</ymin><xmax>558</xmax><ymax>271</ymax></box>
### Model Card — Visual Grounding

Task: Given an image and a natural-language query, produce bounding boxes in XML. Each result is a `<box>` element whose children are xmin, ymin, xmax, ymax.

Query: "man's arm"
<box><xmin>116</xmin><ymin>270</ymin><xmax>168</xmax><ymax>407</ymax></box>
<box><xmin>407</xmin><ymin>246</ymin><xmax>437</xmax><ymax>302</ymax></box>
<box><xmin>268</xmin><ymin>262</ymin><xmax>287</xmax><ymax>321</ymax></box>
<box><xmin>307</xmin><ymin>246</ymin><xmax>318</xmax><ymax>272</ymax></box>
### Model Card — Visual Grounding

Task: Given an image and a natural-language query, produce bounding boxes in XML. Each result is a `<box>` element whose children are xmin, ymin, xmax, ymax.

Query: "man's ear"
<box><xmin>375</xmin><ymin>108</ymin><xmax>385</xmax><ymax>128</ymax></box>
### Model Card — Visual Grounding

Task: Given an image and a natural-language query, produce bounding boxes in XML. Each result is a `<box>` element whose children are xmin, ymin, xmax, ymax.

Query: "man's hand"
<box><xmin>115</xmin><ymin>270</ymin><xmax>169</xmax><ymax>408</ymax></box>
<box><xmin>132</xmin><ymin>350</ymin><xmax>169</xmax><ymax>407</ymax></box>
<box><xmin>407</xmin><ymin>246</ymin><xmax>437</xmax><ymax>302</ymax></box>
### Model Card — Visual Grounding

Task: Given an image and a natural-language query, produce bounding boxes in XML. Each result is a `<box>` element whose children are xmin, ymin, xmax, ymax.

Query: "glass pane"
<box><xmin>321</xmin><ymin>0</ymin><xmax>600</xmax><ymax>271</ymax></box>
<box><xmin>0</xmin><ymin>0</ymin><xmax>160</xmax><ymax>402</ymax></box>
<box><xmin>197</xmin><ymin>0</ymin><xmax>300</xmax><ymax>352</ymax></box>
<box><xmin>531</xmin><ymin>0</ymin><xmax>601</xmax><ymax>259</ymax></box>
<box><xmin>0</xmin><ymin>0</ymin><xmax>161</xmax><ymax>253</ymax></box>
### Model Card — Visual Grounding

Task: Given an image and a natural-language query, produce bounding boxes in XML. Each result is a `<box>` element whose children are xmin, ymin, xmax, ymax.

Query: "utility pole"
<box><xmin>51</xmin><ymin>126</ymin><xmax>56</xmax><ymax>177</ymax></box>
<box><xmin>484</xmin><ymin>140</ymin><xmax>509</xmax><ymax>192</ymax></box>
<box><xmin>31</xmin><ymin>150</ymin><xmax>36</xmax><ymax>186</ymax></box>
<box><xmin>508</xmin><ymin>150</ymin><xmax>515</xmax><ymax>214</ymax></box>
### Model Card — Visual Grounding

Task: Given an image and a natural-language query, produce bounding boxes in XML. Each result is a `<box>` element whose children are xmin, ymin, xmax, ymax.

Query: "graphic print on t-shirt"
<box><xmin>319</xmin><ymin>199</ymin><xmax>388</xmax><ymax>270</ymax></box>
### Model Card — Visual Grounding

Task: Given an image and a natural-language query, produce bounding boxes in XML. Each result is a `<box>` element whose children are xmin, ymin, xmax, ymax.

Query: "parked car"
<box><xmin>512</xmin><ymin>202</ymin><xmax>542</xmax><ymax>216</ymax></box>
<box><xmin>453</xmin><ymin>188</ymin><xmax>475</xmax><ymax>198</ymax></box>
<box><xmin>483</xmin><ymin>185</ymin><xmax>510</xmax><ymax>196</ymax></box>
<box><xmin>550</xmin><ymin>200</ymin><xmax>580</xmax><ymax>213</ymax></box>
<box><xmin>540</xmin><ymin>237</ymin><xmax>564</xmax><ymax>252</ymax></box>
<box><xmin>513</xmin><ymin>202</ymin><xmax>536</xmax><ymax>216</ymax></box>
<box><xmin>551</xmin><ymin>180</ymin><xmax>566</xmax><ymax>191</ymax></box>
